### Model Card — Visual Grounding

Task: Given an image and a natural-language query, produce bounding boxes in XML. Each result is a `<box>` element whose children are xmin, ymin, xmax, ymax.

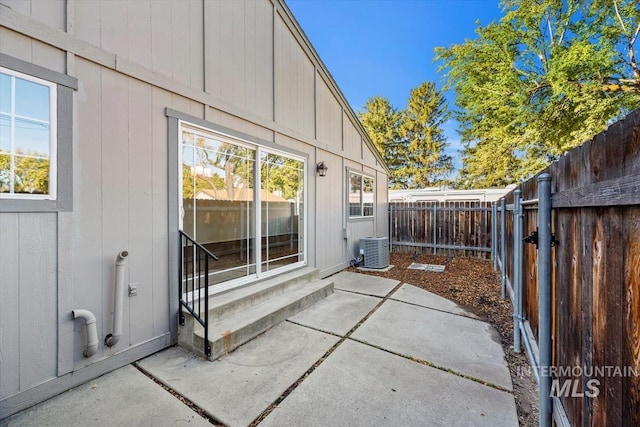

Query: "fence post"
<box><xmin>500</xmin><ymin>198</ymin><xmax>507</xmax><ymax>299</ymax></box>
<box><xmin>538</xmin><ymin>173</ymin><xmax>553</xmax><ymax>427</ymax></box>
<box><xmin>492</xmin><ymin>202</ymin><xmax>497</xmax><ymax>269</ymax></box>
<box><xmin>513</xmin><ymin>189</ymin><xmax>522</xmax><ymax>354</ymax></box>
<box><xmin>432</xmin><ymin>204</ymin><xmax>437</xmax><ymax>255</ymax></box>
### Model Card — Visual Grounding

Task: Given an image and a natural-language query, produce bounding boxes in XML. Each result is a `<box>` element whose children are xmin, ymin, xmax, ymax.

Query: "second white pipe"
<box><xmin>105</xmin><ymin>250</ymin><xmax>128</xmax><ymax>347</ymax></box>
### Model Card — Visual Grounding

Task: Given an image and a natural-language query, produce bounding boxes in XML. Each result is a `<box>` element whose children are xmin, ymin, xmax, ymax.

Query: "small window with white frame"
<box><xmin>348</xmin><ymin>170</ymin><xmax>375</xmax><ymax>219</ymax></box>
<box><xmin>0</xmin><ymin>67</ymin><xmax>57</xmax><ymax>199</ymax></box>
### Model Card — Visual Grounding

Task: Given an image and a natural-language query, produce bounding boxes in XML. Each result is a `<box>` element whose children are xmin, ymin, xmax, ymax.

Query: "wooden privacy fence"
<box><xmin>496</xmin><ymin>109</ymin><xmax>640</xmax><ymax>427</ymax></box>
<box><xmin>389</xmin><ymin>201</ymin><xmax>493</xmax><ymax>258</ymax></box>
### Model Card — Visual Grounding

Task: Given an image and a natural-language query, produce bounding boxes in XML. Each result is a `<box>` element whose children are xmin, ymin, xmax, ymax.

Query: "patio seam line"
<box><xmin>332</xmin><ymin>287</ymin><xmax>389</xmax><ymax>299</ymax></box>
<box><xmin>346</xmin><ymin>336</ymin><xmax>513</xmax><ymax>394</ymax></box>
<box><xmin>387</xmin><ymin>297</ymin><xmax>486</xmax><ymax>323</ymax></box>
<box><xmin>248</xmin><ymin>280</ymin><xmax>404</xmax><ymax>426</ymax></box>
<box><xmin>133</xmin><ymin>362</ymin><xmax>227</xmax><ymax>427</ymax></box>
<box><xmin>285</xmin><ymin>319</ymin><xmax>343</xmax><ymax>339</ymax></box>
<box><xmin>286</xmin><ymin>320</ymin><xmax>512</xmax><ymax>395</ymax></box>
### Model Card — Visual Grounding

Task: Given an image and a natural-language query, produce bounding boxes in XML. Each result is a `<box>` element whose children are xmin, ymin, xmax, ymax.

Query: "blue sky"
<box><xmin>286</xmin><ymin>0</ymin><xmax>505</xmax><ymax>167</ymax></box>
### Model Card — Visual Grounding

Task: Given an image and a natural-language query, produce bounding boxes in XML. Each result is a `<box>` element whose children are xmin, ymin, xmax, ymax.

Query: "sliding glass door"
<box><xmin>260</xmin><ymin>151</ymin><xmax>305</xmax><ymax>272</ymax></box>
<box><xmin>180</xmin><ymin>123</ymin><xmax>305</xmax><ymax>290</ymax></box>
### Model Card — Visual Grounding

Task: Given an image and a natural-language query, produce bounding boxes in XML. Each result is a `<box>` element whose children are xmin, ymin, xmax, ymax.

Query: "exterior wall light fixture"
<box><xmin>316</xmin><ymin>161</ymin><xmax>328</xmax><ymax>177</ymax></box>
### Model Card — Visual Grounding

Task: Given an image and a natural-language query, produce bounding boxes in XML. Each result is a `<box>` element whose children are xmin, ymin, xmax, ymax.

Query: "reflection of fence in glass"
<box><xmin>184</xmin><ymin>201</ymin><xmax>300</xmax><ymax>242</ymax></box>
<box><xmin>183</xmin><ymin>200</ymin><xmax>301</xmax><ymax>267</ymax></box>
<box><xmin>363</xmin><ymin>176</ymin><xmax>374</xmax><ymax>216</ymax></box>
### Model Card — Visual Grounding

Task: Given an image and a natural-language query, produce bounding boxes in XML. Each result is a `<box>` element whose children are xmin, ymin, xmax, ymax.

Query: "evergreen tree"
<box><xmin>399</xmin><ymin>82</ymin><xmax>453</xmax><ymax>187</ymax></box>
<box><xmin>359</xmin><ymin>83</ymin><xmax>452</xmax><ymax>189</ymax></box>
<box><xmin>359</xmin><ymin>97</ymin><xmax>405</xmax><ymax>188</ymax></box>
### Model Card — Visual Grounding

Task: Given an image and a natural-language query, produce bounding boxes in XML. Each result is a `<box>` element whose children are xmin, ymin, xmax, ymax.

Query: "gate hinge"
<box><xmin>524</xmin><ymin>228</ymin><xmax>558</xmax><ymax>248</ymax></box>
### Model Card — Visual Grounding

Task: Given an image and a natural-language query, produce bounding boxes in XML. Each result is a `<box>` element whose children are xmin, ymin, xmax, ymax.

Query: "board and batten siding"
<box><xmin>205</xmin><ymin>0</ymin><xmax>273</xmax><ymax>120</ymax></box>
<box><xmin>0</xmin><ymin>0</ymin><xmax>389</xmax><ymax>416</ymax></box>
<box><xmin>314</xmin><ymin>150</ymin><xmax>346</xmax><ymax>274</ymax></box>
<box><xmin>0</xmin><ymin>0</ymin><xmax>65</xmax><ymax>31</ymax></box>
<box><xmin>316</xmin><ymin>76</ymin><xmax>343</xmax><ymax>151</ymax></box>
<box><xmin>274</xmin><ymin>10</ymin><xmax>315</xmax><ymax>137</ymax></box>
<box><xmin>343</xmin><ymin>113</ymin><xmax>364</xmax><ymax>160</ymax></box>
<box><xmin>0</xmin><ymin>27</ymin><xmax>66</xmax><ymax>74</ymax></box>
<box><xmin>206</xmin><ymin>106</ymin><xmax>276</xmax><ymax>144</ymax></box>
<box><xmin>71</xmin><ymin>57</ymin><xmax>176</xmax><ymax>365</ymax></box>
<box><xmin>0</xmin><ymin>214</ymin><xmax>58</xmax><ymax>399</ymax></box>
<box><xmin>74</xmin><ymin>0</ymin><xmax>205</xmax><ymax>91</ymax></box>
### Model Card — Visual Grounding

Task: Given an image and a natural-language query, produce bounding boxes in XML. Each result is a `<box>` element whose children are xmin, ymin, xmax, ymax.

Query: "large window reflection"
<box><xmin>181</xmin><ymin>125</ymin><xmax>306</xmax><ymax>288</ymax></box>
<box><xmin>182</xmin><ymin>129</ymin><xmax>256</xmax><ymax>285</ymax></box>
<box><xmin>260</xmin><ymin>152</ymin><xmax>304</xmax><ymax>272</ymax></box>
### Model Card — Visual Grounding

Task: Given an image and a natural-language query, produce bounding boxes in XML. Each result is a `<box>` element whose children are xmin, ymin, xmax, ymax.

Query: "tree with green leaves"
<box><xmin>399</xmin><ymin>82</ymin><xmax>453</xmax><ymax>187</ymax></box>
<box><xmin>261</xmin><ymin>155</ymin><xmax>303</xmax><ymax>201</ymax></box>
<box><xmin>359</xmin><ymin>83</ymin><xmax>452</xmax><ymax>188</ymax></box>
<box><xmin>436</xmin><ymin>0</ymin><xmax>640</xmax><ymax>188</ymax></box>
<box><xmin>0</xmin><ymin>151</ymin><xmax>50</xmax><ymax>194</ymax></box>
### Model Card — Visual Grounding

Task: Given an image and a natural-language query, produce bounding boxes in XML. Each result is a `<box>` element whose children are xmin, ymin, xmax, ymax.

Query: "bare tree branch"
<box><xmin>614</xmin><ymin>0</ymin><xmax>628</xmax><ymax>34</ymax></box>
<box><xmin>631</xmin><ymin>23</ymin><xmax>640</xmax><ymax>45</ymax></box>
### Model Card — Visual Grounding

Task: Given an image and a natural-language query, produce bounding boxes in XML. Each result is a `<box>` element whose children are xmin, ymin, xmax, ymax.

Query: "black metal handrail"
<box><xmin>178</xmin><ymin>230</ymin><xmax>219</xmax><ymax>357</ymax></box>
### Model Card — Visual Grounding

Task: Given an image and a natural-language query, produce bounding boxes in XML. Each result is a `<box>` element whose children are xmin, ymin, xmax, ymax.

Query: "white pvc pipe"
<box><xmin>105</xmin><ymin>250</ymin><xmax>128</xmax><ymax>347</ymax></box>
<box><xmin>72</xmin><ymin>309</ymin><xmax>98</xmax><ymax>357</ymax></box>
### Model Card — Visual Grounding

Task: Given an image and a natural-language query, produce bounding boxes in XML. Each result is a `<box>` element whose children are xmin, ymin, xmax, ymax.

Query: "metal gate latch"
<box><xmin>524</xmin><ymin>228</ymin><xmax>558</xmax><ymax>248</ymax></box>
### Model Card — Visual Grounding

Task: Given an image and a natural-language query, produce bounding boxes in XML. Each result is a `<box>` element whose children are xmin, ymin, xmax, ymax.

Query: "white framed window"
<box><xmin>348</xmin><ymin>170</ymin><xmax>375</xmax><ymax>219</ymax></box>
<box><xmin>0</xmin><ymin>66</ymin><xmax>57</xmax><ymax>200</ymax></box>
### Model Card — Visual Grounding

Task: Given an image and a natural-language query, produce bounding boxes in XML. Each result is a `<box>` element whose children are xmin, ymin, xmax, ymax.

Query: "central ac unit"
<box><xmin>359</xmin><ymin>237</ymin><xmax>389</xmax><ymax>269</ymax></box>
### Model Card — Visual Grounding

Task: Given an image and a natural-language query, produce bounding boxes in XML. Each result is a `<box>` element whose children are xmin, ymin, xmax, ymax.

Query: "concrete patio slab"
<box><xmin>5</xmin><ymin>271</ymin><xmax>518</xmax><ymax>427</ymax></box>
<box><xmin>137</xmin><ymin>321</ymin><xmax>339</xmax><ymax>427</ymax></box>
<box><xmin>390</xmin><ymin>283</ymin><xmax>479</xmax><ymax>319</ymax></box>
<box><xmin>351</xmin><ymin>299</ymin><xmax>512</xmax><ymax>391</ymax></box>
<box><xmin>288</xmin><ymin>290</ymin><xmax>380</xmax><ymax>336</ymax></box>
<box><xmin>260</xmin><ymin>339</ymin><xmax>518</xmax><ymax>427</ymax></box>
<box><xmin>331</xmin><ymin>271</ymin><xmax>399</xmax><ymax>297</ymax></box>
<box><xmin>2</xmin><ymin>365</ymin><xmax>210</xmax><ymax>427</ymax></box>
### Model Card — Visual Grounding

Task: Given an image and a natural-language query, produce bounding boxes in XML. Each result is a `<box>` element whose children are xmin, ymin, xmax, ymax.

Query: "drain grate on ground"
<box><xmin>408</xmin><ymin>262</ymin><xmax>446</xmax><ymax>272</ymax></box>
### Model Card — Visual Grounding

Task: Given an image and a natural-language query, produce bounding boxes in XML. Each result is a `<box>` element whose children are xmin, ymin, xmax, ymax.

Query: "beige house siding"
<box><xmin>316</xmin><ymin>76</ymin><xmax>343</xmax><ymax>150</ymax></box>
<box><xmin>0</xmin><ymin>0</ymin><xmax>389</xmax><ymax>417</ymax></box>
<box><xmin>274</xmin><ymin>11</ymin><xmax>315</xmax><ymax>136</ymax></box>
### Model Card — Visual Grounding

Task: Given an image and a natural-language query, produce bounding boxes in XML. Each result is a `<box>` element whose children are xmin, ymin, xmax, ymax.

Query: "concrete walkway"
<box><xmin>3</xmin><ymin>272</ymin><xmax>518</xmax><ymax>427</ymax></box>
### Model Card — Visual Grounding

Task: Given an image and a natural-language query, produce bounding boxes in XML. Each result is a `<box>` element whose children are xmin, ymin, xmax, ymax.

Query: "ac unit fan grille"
<box><xmin>360</xmin><ymin>237</ymin><xmax>389</xmax><ymax>269</ymax></box>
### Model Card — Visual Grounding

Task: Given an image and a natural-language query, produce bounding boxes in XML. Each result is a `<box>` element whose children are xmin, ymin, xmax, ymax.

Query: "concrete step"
<box><xmin>207</xmin><ymin>267</ymin><xmax>320</xmax><ymax>322</ymax></box>
<box><xmin>198</xmin><ymin>278</ymin><xmax>333</xmax><ymax>360</ymax></box>
<box><xmin>178</xmin><ymin>268</ymin><xmax>333</xmax><ymax>361</ymax></box>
